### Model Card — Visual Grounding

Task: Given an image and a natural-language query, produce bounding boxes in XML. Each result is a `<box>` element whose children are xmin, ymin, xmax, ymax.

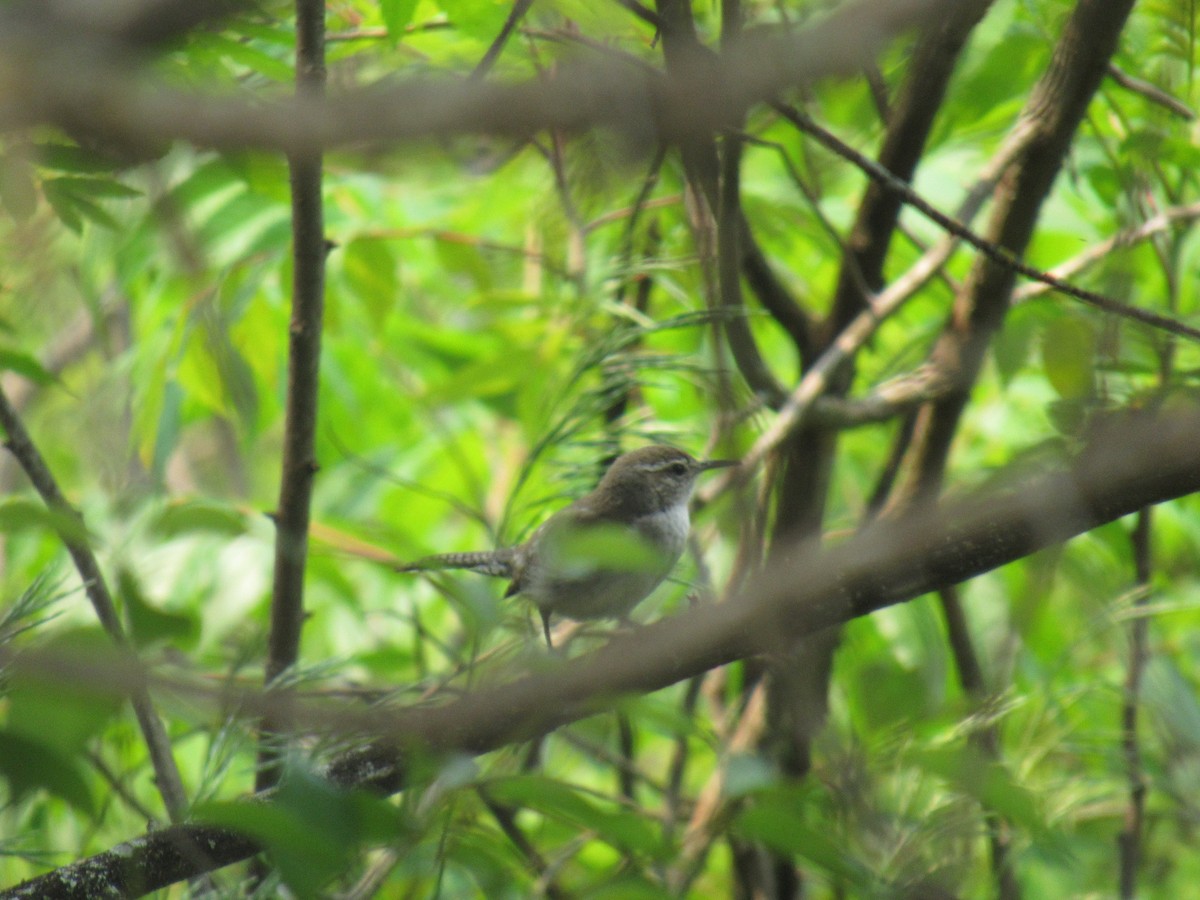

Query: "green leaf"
<box><xmin>1046</xmin><ymin>397</ymin><xmax>1092</xmax><ymax>436</ymax></box>
<box><xmin>223</xmin><ymin>150</ymin><xmax>291</xmax><ymax>202</ymax></box>
<box><xmin>0</xmin><ymin>575</ymin><xmax>63</xmax><ymax>644</ymax></box>
<box><xmin>42</xmin><ymin>178</ymin><xmax>82</xmax><ymax>232</ymax></box>
<box><xmin>341</xmin><ymin>238</ymin><xmax>399</xmax><ymax>328</ymax></box>
<box><xmin>433</xmin><ymin>239</ymin><xmax>494</xmax><ymax>292</ymax></box>
<box><xmin>1145</xmin><ymin>658</ymin><xmax>1200</xmax><ymax>749</ymax></box>
<box><xmin>733</xmin><ymin>791</ymin><xmax>875</xmax><ymax>888</ymax></box>
<box><xmin>438</xmin><ymin>0</ymin><xmax>511</xmax><ymax>42</ymax></box>
<box><xmin>0</xmin><ymin>348</ymin><xmax>57</xmax><ymax>385</ymax></box>
<box><xmin>484</xmin><ymin>775</ymin><xmax>666</xmax><ymax>858</ymax></box>
<box><xmin>149</xmin><ymin>500</ymin><xmax>249</xmax><ymax>539</ymax></box>
<box><xmin>200</xmin><ymin>34</ymin><xmax>292</xmax><ymax>83</ymax></box>
<box><xmin>178</xmin><ymin>322</ymin><xmax>260</xmax><ymax>425</ymax></box>
<box><xmin>611</xmin><ymin>691</ymin><xmax>708</xmax><ymax>740</ymax></box>
<box><xmin>41</xmin><ymin>178</ymin><xmax>127</xmax><ymax>231</ymax></box>
<box><xmin>911</xmin><ymin>746</ymin><xmax>1049</xmax><ymax>836</ymax></box>
<box><xmin>994</xmin><ymin>304</ymin><xmax>1039</xmax><ymax>385</ymax></box>
<box><xmin>0</xmin><ymin>154</ymin><xmax>37</xmax><ymax>220</ymax></box>
<box><xmin>0</xmin><ymin>729</ymin><xmax>95</xmax><ymax>815</ymax></box>
<box><xmin>117</xmin><ymin>567</ymin><xmax>199</xmax><ymax>649</ymax></box>
<box><xmin>854</xmin><ymin>660</ymin><xmax>930</xmax><ymax>729</ymax></box>
<box><xmin>0</xmin><ymin>499</ymin><xmax>91</xmax><ymax>544</ymax></box>
<box><xmin>538</xmin><ymin>522</ymin><xmax>661</xmax><ymax>577</ymax></box>
<box><xmin>35</xmin><ymin>143</ymin><xmax>122</xmax><ymax>174</ymax></box>
<box><xmin>1042</xmin><ymin>317</ymin><xmax>1096</xmax><ymax>399</ymax></box>
<box><xmin>197</xmin><ymin>769</ymin><xmax>409</xmax><ymax>899</ymax></box>
<box><xmin>198</xmin><ymin>799</ymin><xmax>346</xmax><ymax>899</ymax></box>
<box><xmin>150</xmin><ymin>379</ymin><xmax>183</xmax><ymax>483</ymax></box>
<box><xmin>47</xmin><ymin>176</ymin><xmax>141</xmax><ymax>199</ymax></box>
<box><xmin>380</xmin><ymin>0</ymin><xmax>420</xmax><ymax>38</ymax></box>
<box><xmin>8</xmin><ymin>630</ymin><xmax>125</xmax><ymax>756</ymax></box>
<box><xmin>721</xmin><ymin>753</ymin><xmax>778</xmax><ymax>798</ymax></box>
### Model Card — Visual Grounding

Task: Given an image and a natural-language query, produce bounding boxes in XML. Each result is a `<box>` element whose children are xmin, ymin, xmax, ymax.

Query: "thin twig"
<box><xmin>1107</xmin><ymin>64</ymin><xmax>1195</xmax><ymax>120</ymax></box>
<box><xmin>257</xmin><ymin>0</ymin><xmax>327</xmax><ymax>792</ymax></box>
<box><xmin>0</xmin><ymin>386</ymin><xmax>188</xmax><ymax>823</ymax></box>
<box><xmin>784</xmin><ymin>107</ymin><xmax>1200</xmax><ymax>343</ymax></box>
<box><xmin>470</xmin><ymin>0</ymin><xmax>535</xmax><ymax>80</ymax></box>
<box><xmin>671</xmin><ymin>680</ymin><xmax>767</xmax><ymax>894</ymax></box>
<box><xmin>717</xmin><ymin>133</ymin><xmax>787</xmax><ymax>405</ymax></box>
<box><xmin>1013</xmin><ymin>201</ymin><xmax>1200</xmax><ymax>303</ymax></box>
<box><xmin>1118</xmin><ymin>506</ymin><xmax>1153</xmax><ymax>897</ymax></box>
<box><xmin>478</xmin><ymin>788</ymin><xmax>569</xmax><ymax>899</ymax></box>
<box><xmin>937</xmin><ymin>585</ymin><xmax>1020</xmax><ymax>900</ymax></box>
<box><xmin>85</xmin><ymin>750</ymin><xmax>160</xmax><ymax>825</ymax></box>
<box><xmin>613</xmin><ymin>0</ymin><xmax>663</xmax><ymax>29</ymax></box>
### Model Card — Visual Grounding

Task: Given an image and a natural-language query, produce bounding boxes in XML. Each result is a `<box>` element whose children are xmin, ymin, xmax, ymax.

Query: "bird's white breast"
<box><xmin>633</xmin><ymin>501</ymin><xmax>690</xmax><ymax>563</ymax></box>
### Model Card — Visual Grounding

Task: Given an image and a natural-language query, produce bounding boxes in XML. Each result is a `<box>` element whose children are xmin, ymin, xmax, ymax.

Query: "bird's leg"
<box><xmin>540</xmin><ymin>609</ymin><xmax>554</xmax><ymax>648</ymax></box>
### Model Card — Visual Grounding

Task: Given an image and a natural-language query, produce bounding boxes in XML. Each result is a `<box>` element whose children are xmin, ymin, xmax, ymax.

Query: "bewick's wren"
<box><xmin>401</xmin><ymin>445</ymin><xmax>735</xmax><ymax>645</ymax></box>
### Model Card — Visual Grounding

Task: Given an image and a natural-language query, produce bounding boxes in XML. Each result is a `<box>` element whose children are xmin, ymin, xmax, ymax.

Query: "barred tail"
<box><xmin>397</xmin><ymin>549</ymin><xmax>515</xmax><ymax>579</ymax></box>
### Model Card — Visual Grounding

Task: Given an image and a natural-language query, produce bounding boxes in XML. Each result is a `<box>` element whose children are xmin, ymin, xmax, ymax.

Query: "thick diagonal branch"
<box><xmin>9</xmin><ymin>403</ymin><xmax>1200</xmax><ymax>899</ymax></box>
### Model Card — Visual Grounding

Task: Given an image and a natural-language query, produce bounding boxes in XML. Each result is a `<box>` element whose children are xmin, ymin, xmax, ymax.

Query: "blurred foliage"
<box><xmin>0</xmin><ymin>0</ymin><xmax>1199</xmax><ymax>897</ymax></box>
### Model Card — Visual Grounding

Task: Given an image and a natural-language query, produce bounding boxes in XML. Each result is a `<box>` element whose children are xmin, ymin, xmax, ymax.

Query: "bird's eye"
<box><xmin>670</xmin><ymin>461</ymin><xmax>688</xmax><ymax>476</ymax></box>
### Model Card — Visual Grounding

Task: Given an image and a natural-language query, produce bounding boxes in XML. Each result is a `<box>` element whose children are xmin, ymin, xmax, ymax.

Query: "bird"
<box><xmin>399</xmin><ymin>445</ymin><xmax>735</xmax><ymax>645</ymax></box>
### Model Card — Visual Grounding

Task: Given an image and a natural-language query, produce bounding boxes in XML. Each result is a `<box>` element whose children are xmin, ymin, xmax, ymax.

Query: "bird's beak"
<box><xmin>699</xmin><ymin>458</ymin><xmax>738</xmax><ymax>472</ymax></box>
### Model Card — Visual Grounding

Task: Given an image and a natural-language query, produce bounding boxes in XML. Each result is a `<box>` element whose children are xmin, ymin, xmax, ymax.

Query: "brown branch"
<box><xmin>1107</xmin><ymin>63</ymin><xmax>1195</xmax><ymax>120</ymax></box>
<box><xmin>739</xmin><ymin>216</ymin><xmax>812</xmax><ymax>355</ymax></box>
<box><xmin>0</xmin><ymin>299</ymin><xmax>127</xmax><ymax>495</ymax></box>
<box><xmin>2</xmin><ymin>0</ymin><xmax>948</xmax><ymax>154</ymax></box>
<box><xmin>890</xmin><ymin>0</ymin><xmax>1140</xmax><ymax>511</ymax></box>
<box><xmin>664</xmin><ymin>674</ymin><xmax>705</xmax><ymax>832</ymax></box>
<box><xmin>717</xmin><ymin>134</ymin><xmax>786</xmax><ymax>405</ymax></box>
<box><xmin>700</xmin><ymin>202</ymin><xmax>1200</xmax><ymax>451</ymax></box>
<box><xmin>886</xmin><ymin>7</ymin><xmax>1138</xmax><ymax>884</ymax></box>
<box><xmin>84</xmin><ymin>750</ymin><xmax>160</xmax><ymax>825</ymax></box>
<box><xmin>751</xmin><ymin>13</ymin><xmax>1024</xmax><ymax>790</ymax></box>
<box><xmin>613</xmin><ymin>0</ymin><xmax>664</xmax><ymax>29</ymax></box>
<box><xmin>672</xmin><ymin>681</ymin><xmax>767</xmax><ymax>893</ymax></box>
<box><xmin>24</xmin><ymin>0</ymin><xmax>250</xmax><ymax>49</ymax></box>
<box><xmin>808</xmin><ymin>365</ymin><xmax>953</xmax><ymax>428</ymax></box>
<box><xmin>616</xmin><ymin>712</ymin><xmax>638</xmax><ymax>802</ymax></box>
<box><xmin>938</xmin><ymin>584</ymin><xmax>1020</xmax><ymax>900</ymax></box>
<box><xmin>10</xmin><ymin>402</ymin><xmax>1200</xmax><ymax>898</ymax></box>
<box><xmin>479</xmin><ymin>788</ymin><xmax>569</xmax><ymax>899</ymax></box>
<box><xmin>607</xmin><ymin>166</ymin><xmax>664</xmax><ymax>427</ymax></box>
<box><xmin>471</xmin><ymin>0</ymin><xmax>535</xmax><ymax>80</ymax></box>
<box><xmin>710</xmin><ymin>90</ymin><xmax>1032</xmax><ymax>520</ymax></box>
<box><xmin>696</xmin><ymin>116</ymin><xmax>1031</xmax><ymax>506</ymax></box>
<box><xmin>650</xmin><ymin>0</ymin><xmax>786</xmax><ymax>408</ymax></box>
<box><xmin>826</xmin><ymin>0</ymin><xmax>995</xmax><ymax>336</ymax></box>
<box><xmin>885</xmin><ymin>6</ymin><xmax>1138</xmax><ymax>883</ymax></box>
<box><xmin>786</xmin><ymin>108</ymin><xmax>1200</xmax><ymax>344</ymax></box>
<box><xmin>1013</xmin><ymin>201</ymin><xmax>1200</xmax><ymax>303</ymax></box>
<box><xmin>1118</xmin><ymin>508</ymin><xmax>1152</xmax><ymax>898</ymax></box>
<box><xmin>257</xmin><ymin>0</ymin><xmax>327</xmax><ymax>793</ymax></box>
<box><xmin>698</xmin><ymin>226</ymin><xmax>969</xmax><ymax>500</ymax></box>
<box><xmin>0</xmin><ymin>386</ymin><xmax>188</xmax><ymax>824</ymax></box>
